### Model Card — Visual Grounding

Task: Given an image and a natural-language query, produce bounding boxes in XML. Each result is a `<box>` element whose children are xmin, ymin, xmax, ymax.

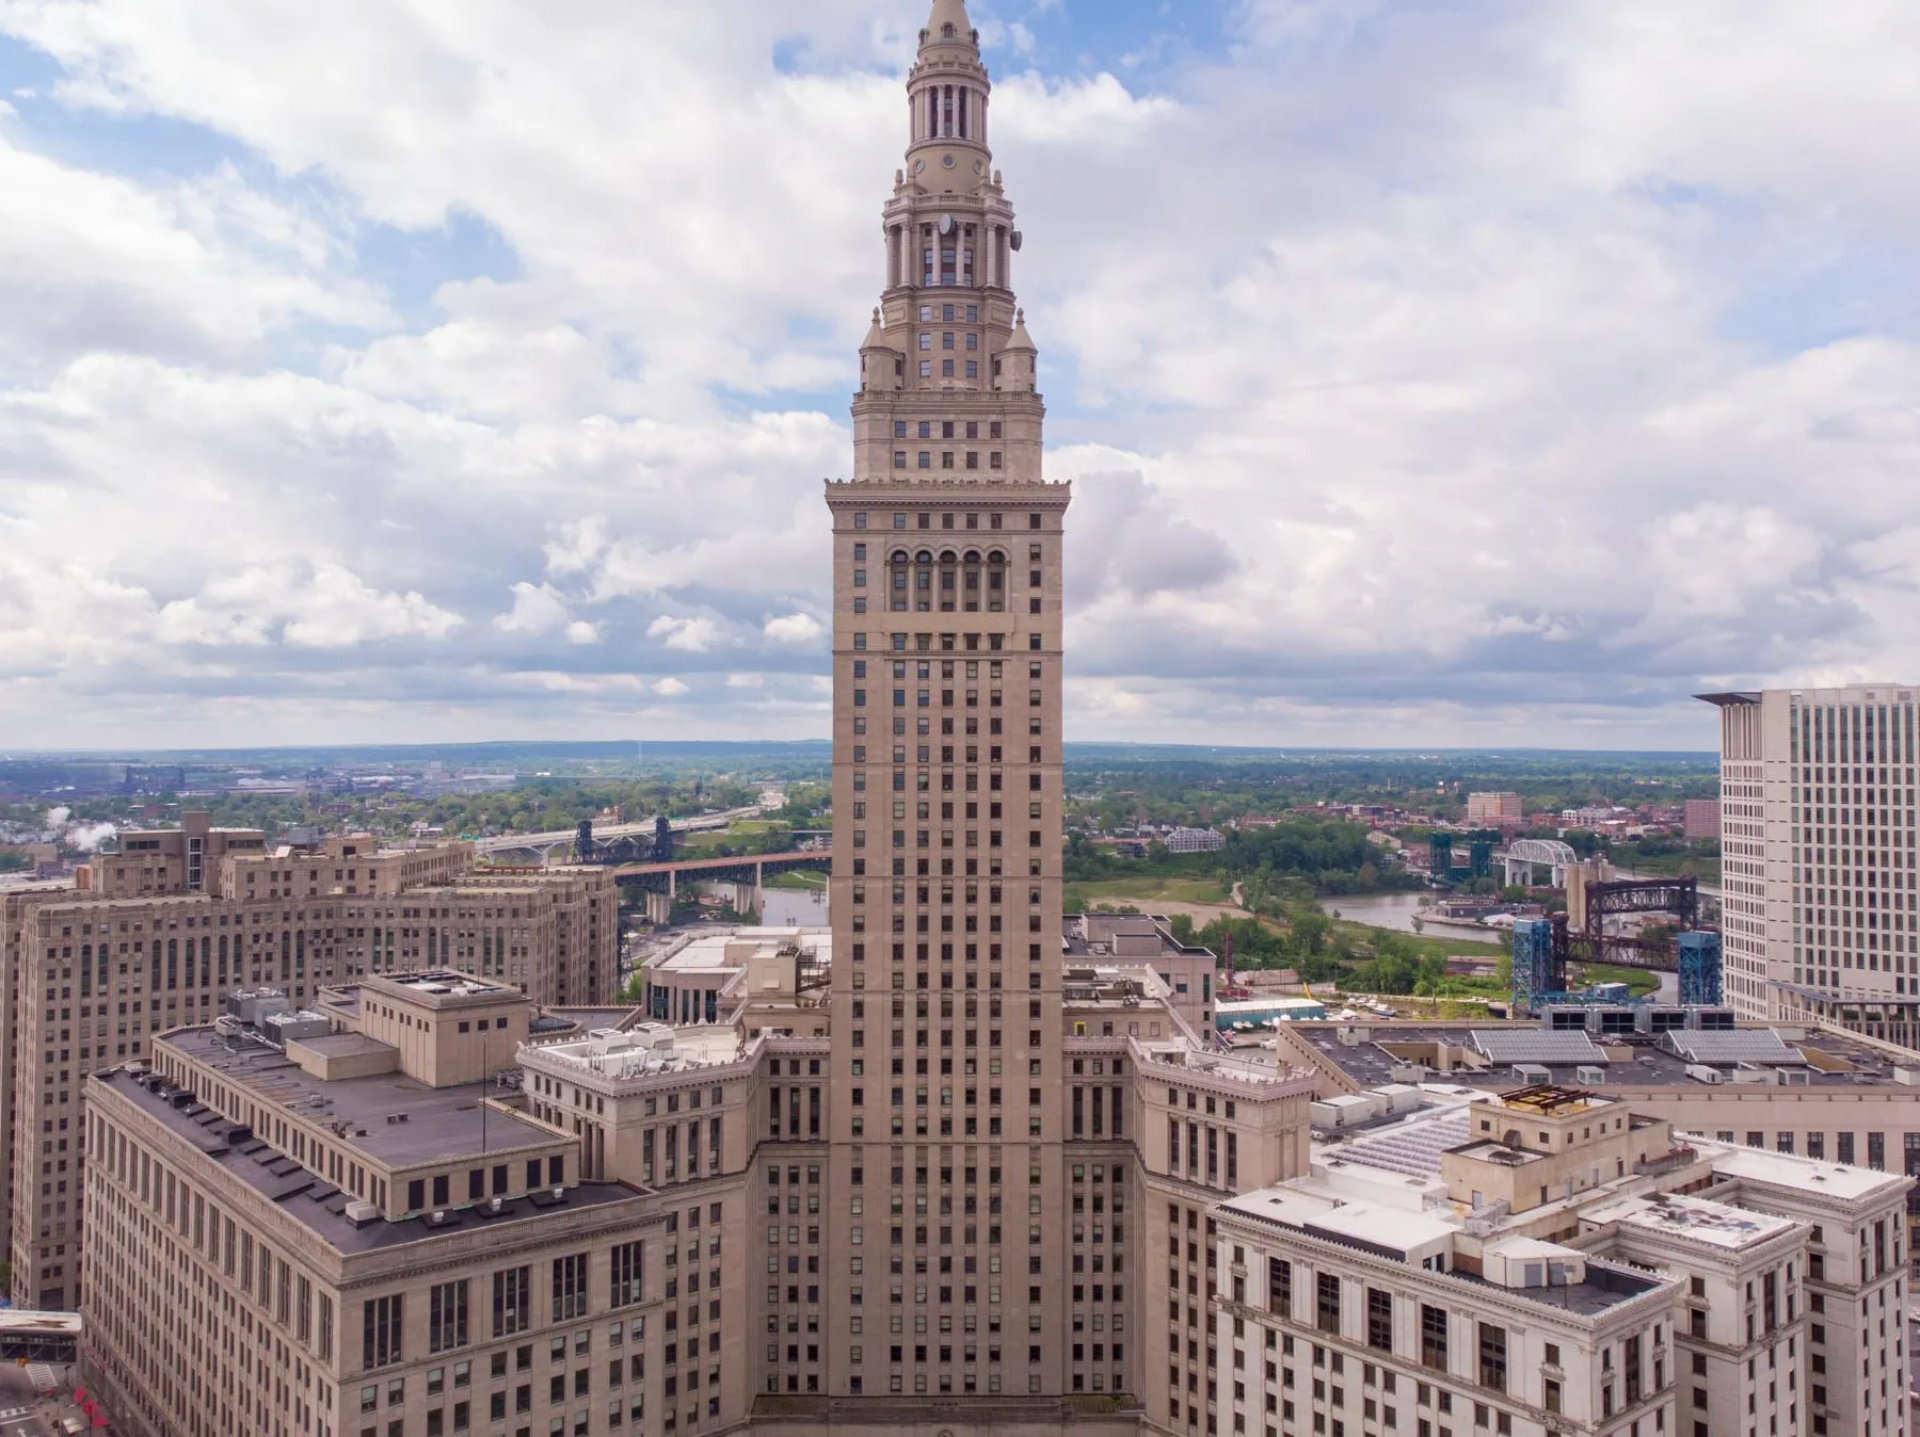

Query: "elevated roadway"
<box><xmin>609</xmin><ymin>850</ymin><xmax>831</xmax><ymax>922</ymax></box>
<box><xmin>474</xmin><ymin>805</ymin><xmax>765</xmax><ymax>862</ymax></box>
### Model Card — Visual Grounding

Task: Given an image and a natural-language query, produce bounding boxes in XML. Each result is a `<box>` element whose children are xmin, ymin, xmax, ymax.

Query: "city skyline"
<box><xmin>5</xmin><ymin>1</ymin><xmax>1920</xmax><ymax>749</ymax></box>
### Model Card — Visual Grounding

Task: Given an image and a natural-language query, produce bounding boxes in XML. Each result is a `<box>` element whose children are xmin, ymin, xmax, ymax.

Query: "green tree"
<box><xmin>1289</xmin><ymin>910</ymin><xmax>1329</xmax><ymax>957</ymax></box>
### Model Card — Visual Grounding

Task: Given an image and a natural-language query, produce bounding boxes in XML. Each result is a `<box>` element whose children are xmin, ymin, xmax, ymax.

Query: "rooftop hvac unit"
<box><xmin>1684</xmin><ymin>1064</ymin><xmax>1722</xmax><ymax>1085</ymax></box>
<box><xmin>1775</xmin><ymin>1068</ymin><xmax>1810</xmax><ymax>1086</ymax></box>
<box><xmin>345</xmin><ymin>1200</ymin><xmax>380</xmax><ymax>1227</ymax></box>
<box><xmin>1575</xmin><ymin>1065</ymin><xmax>1606</xmax><ymax>1085</ymax></box>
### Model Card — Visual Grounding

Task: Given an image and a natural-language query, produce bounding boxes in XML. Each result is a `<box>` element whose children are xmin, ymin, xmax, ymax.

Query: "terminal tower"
<box><xmin>821</xmin><ymin>0</ymin><xmax>1079</xmax><ymax>1409</ymax></box>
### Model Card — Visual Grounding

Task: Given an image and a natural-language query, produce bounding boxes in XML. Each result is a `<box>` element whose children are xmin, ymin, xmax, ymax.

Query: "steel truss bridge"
<box><xmin>1513</xmin><ymin>876</ymin><xmax>1721</xmax><ymax>1015</ymax></box>
<box><xmin>1556</xmin><ymin>876</ymin><xmax>1701</xmax><ymax>974</ymax></box>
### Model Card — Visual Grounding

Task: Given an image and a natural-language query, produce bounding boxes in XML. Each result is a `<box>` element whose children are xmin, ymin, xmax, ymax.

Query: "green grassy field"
<box><xmin>676</xmin><ymin>818</ymin><xmax>790</xmax><ymax>854</ymax></box>
<box><xmin>1322</xmin><ymin>916</ymin><xmax>1503</xmax><ymax>958</ymax></box>
<box><xmin>1568</xmin><ymin>961</ymin><xmax>1661</xmax><ymax>997</ymax></box>
<box><xmin>764</xmin><ymin>869</ymin><xmax>827</xmax><ymax>891</ymax></box>
<box><xmin>1062</xmin><ymin>875</ymin><xmax>1233</xmax><ymax>911</ymax></box>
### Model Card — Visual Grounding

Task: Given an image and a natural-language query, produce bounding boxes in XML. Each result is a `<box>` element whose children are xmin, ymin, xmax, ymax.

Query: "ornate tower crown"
<box><xmin>850</xmin><ymin>0</ymin><xmax>1039</xmax><ymax>480</ymax></box>
<box><xmin>906</xmin><ymin>0</ymin><xmax>992</xmax><ymax>186</ymax></box>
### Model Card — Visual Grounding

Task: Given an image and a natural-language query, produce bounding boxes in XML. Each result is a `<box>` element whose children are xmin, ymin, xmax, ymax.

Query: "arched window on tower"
<box><xmin>915</xmin><ymin>551</ymin><xmax>935</xmax><ymax>612</ymax></box>
<box><xmin>959</xmin><ymin>88</ymin><xmax>969</xmax><ymax>140</ymax></box>
<box><xmin>943</xmin><ymin>22</ymin><xmax>956</xmax><ymax>37</ymax></box>
<box><xmin>890</xmin><ymin>551</ymin><xmax>912</xmax><ymax>612</ymax></box>
<box><xmin>943</xmin><ymin>86</ymin><xmax>955</xmax><ymax>138</ymax></box>
<box><xmin>928</xmin><ymin>89</ymin><xmax>938</xmax><ymax>140</ymax></box>
<box><xmin>962</xmin><ymin>551</ymin><xmax>982</xmax><ymax>612</ymax></box>
<box><xmin>939</xmin><ymin>551</ymin><xmax>958</xmax><ymax>613</ymax></box>
<box><xmin>987</xmin><ymin>551</ymin><xmax>1007</xmax><ymax>613</ymax></box>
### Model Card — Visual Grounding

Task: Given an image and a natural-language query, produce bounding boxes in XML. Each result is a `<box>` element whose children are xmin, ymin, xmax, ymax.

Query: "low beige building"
<box><xmin>1216</xmin><ymin>1084</ymin><xmax>1910</xmax><ymax>1437</ymax></box>
<box><xmin>83</xmin><ymin>973</ymin><xmax>663</xmax><ymax>1437</ymax></box>
<box><xmin>1275</xmin><ymin>1014</ymin><xmax>1920</xmax><ymax>1277</ymax></box>
<box><xmin>0</xmin><ymin>818</ymin><xmax>619</xmax><ymax>1311</ymax></box>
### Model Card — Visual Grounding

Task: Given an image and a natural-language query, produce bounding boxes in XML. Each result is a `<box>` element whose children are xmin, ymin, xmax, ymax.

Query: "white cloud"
<box><xmin>280</xmin><ymin>565</ymin><xmax>464</xmax><ymax>647</ymax></box>
<box><xmin>992</xmin><ymin>72</ymin><xmax>1182</xmax><ymax>148</ymax></box>
<box><xmin>0</xmin><ymin>0</ymin><xmax>1917</xmax><ymax>745</ymax></box>
<box><xmin>648</xmin><ymin>615</ymin><xmax>720</xmax><ymax>652</ymax></box>
<box><xmin>0</xmin><ymin>135</ymin><xmax>384</xmax><ymax>369</ymax></box>
<box><xmin>493</xmin><ymin>582</ymin><xmax>572</xmax><ymax>636</ymax></box>
<box><xmin>763</xmin><ymin>612</ymin><xmax>823</xmax><ymax>645</ymax></box>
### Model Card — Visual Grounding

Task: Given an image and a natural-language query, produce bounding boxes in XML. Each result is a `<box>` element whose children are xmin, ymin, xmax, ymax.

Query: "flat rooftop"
<box><xmin>1292</xmin><ymin>1021</ymin><xmax>1908</xmax><ymax>1091</ymax></box>
<box><xmin>379</xmin><ymin>970</ymin><xmax>520</xmax><ymax>1000</ymax></box>
<box><xmin>1702</xmin><ymin>1140</ymin><xmax>1915</xmax><ymax>1202</ymax></box>
<box><xmin>1219</xmin><ymin>1186</ymin><xmax>1455</xmax><ymax>1254</ymax></box>
<box><xmin>1134</xmin><ymin>1042</ymin><xmax>1316</xmax><ymax>1091</ymax></box>
<box><xmin>548</xmin><ymin>1006</ymin><xmax>646</xmax><ymax>1033</ymax></box>
<box><xmin>1583</xmin><ymin>1192</ymin><xmax>1799</xmax><ymax>1251</ymax></box>
<box><xmin>528</xmin><ymin>1025</ymin><xmax>747</xmax><ymax>1077</ymax></box>
<box><xmin>648</xmin><ymin>927</ymin><xmax>830</xmax><ymax>974</ymax></box>
<box><xmin>1220</xmin><ymin>1174</ymin><xmax>1669</xmax><ymax>1317</ymax></box>
<box><xmin>93</xmin><ymin>1065</ymin><xmax>641</xmax><ymax>1256</ymax></box>
<box><xmin>163</xmin><ymin>1025</ymin><xmax>555</xmax><ymax>1166</ymax></box>
<box><xmin>1063</xmin><ymin>913</ymin><xmax>1205</xmax><ymax>962</ymax></box>
<box><xmin>1320</xmin><ymin>1109</ymin><xmax>1474</xmax><ymax>1178</ymax></box>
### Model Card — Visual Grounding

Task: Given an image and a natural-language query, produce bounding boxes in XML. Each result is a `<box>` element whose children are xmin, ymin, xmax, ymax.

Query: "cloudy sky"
<box><xmin>3</xmin><ymin>0</ymin><xmax>1918</xmax><ymax>753</ymax></box>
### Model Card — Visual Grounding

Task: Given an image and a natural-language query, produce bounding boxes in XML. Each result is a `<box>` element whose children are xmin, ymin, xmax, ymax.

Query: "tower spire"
<box><xmin>922</xmin><ymin>0</ymin><xmax>976</xmax><ymax>49</ymax></box>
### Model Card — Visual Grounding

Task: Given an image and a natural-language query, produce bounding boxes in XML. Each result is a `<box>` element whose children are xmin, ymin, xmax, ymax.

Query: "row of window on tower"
<box><xmin>851</xmin><ymin>510</ymin><xmax>1042</xmax><ymax>532</ymax></box>
<box><xmin>901</xmin><ymin>418</ymin><xmax>1000</xmax><ymax>441</ymax></box>
<box><xmin>898</xmin><ymin>450</ymin><xmax>1001</xmax><ymax>471</ymax></box>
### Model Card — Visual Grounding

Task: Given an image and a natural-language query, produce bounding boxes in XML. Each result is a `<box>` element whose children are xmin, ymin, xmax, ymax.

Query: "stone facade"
<box><xmin>0</xmin><ymin>821</ymin><xmax>618</xmax><ymax>1310</ymax></box>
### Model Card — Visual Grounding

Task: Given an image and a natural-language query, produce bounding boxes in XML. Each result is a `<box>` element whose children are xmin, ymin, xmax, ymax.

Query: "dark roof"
<box><xmin>163</xmin><ymin>1025</ymin><xmax>558</xmax><ymax>1165</ymax></box>
<box><xmin>1296</xmin><ymin>1021</ymin><xmax>1904</xmax><ymax>1091</ymax></box>
<box><xmin>92</xmin><ymin>1066</ymin><xmax>645</xmax><ymax>1256</ymax></box>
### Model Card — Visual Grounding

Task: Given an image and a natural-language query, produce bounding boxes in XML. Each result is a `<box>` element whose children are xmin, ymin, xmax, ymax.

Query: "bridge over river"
<box><xmin>610</xmin><ymin>850</ymin><xmax>830</xmax><ymax>922</ymax></box>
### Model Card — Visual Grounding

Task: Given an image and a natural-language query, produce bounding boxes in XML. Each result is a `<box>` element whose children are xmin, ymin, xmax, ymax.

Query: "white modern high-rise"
<box><xmin>1701</xmin><ymin>687</ymin><xmax>1920</xmax><ymax>1045</ymax></box>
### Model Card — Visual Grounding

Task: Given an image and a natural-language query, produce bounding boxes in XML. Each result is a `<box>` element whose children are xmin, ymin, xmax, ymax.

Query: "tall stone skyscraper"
<box><xmin>824</xmin><ymin>0</ymin><xmax>1072</xmax><ymax>1402</ymax></box>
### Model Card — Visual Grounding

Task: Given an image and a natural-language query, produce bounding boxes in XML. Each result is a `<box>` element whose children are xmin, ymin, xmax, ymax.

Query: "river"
<box><xmin>1313</xmin><ymin>892</ymin><xmax>1679</xmax><ymax>1002</ymax></box>
<box><xmin>758</xmin><ymin>887</ymin><xmax>830</xmax><ymax>927</ymax></box>
<box><xmin>1311</xmin><ymin>892</ymin><xmax>1474</xmax><ymax>935</ymax></box>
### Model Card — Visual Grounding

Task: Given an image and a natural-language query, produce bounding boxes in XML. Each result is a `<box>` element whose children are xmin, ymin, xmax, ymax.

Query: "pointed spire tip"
<box><xmin>924</xmin><ymin>0</ymin><xmax>976</xmax><ymax>45</ymax></box>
